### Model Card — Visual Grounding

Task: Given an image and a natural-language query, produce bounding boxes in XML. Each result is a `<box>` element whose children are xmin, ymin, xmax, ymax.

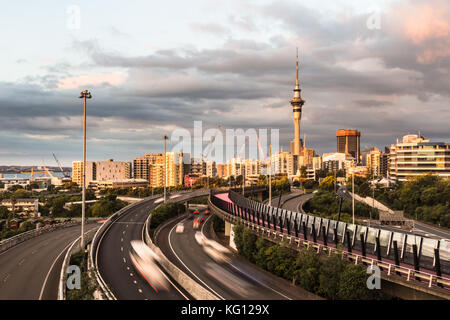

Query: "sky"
<box><xmin>0</xmin><ymin>0</ymin><xmax>449</xmax><ymax>166</ymax></box>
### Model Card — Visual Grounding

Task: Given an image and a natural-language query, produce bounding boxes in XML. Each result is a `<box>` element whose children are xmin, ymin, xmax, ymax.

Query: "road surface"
<box><xmin>96</xmin><ymin>191</ymin><xmax>209</xmax><ymax>300</ymax></box>
<box><xmin>156</xmin><ymin>207</ymin><xmax>320</xmax><ymax>300</ymax></box>
<box><xmin>0</xmin><ymin>222</ymin><xmax>100</xmax><ymax>300</ymax></box>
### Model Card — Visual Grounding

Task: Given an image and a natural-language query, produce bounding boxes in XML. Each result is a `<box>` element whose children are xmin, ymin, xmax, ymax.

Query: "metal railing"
<box><xmin>210</xmin><ymin>191</ymin><xmax>450</xmax><ymax>292</ymax></box>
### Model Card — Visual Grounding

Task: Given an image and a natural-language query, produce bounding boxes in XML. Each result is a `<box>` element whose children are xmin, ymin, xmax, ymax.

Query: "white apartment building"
<box><xmin>388</xmin><ymin>134</ymin><xmax>450</xmax><ymax>181</ymax></box>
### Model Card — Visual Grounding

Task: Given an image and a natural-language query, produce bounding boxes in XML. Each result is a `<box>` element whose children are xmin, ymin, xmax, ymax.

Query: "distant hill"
<box><xmin>0</xmin><ymin>166</ymin><xmax>72</xmax><ymax>174</ymax></box>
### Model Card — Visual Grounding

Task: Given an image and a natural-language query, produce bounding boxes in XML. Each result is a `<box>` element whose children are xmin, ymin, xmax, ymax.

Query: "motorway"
<box><xmin>96</xmin><ymin>190</ymin><xmax>209</xmax><ymax>300</ymax></box>
<box><xmin>156</xmin><ymin>206</ymin><xmax>320</xmax><ymax>300</ymax></box>
<box><xmin>0</xmin><ymin>222</ymin><xmax>100</xmax><ymax>300</ymax></box>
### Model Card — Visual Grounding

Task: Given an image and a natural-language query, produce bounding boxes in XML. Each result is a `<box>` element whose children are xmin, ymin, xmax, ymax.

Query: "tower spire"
<box><xmin>296</xmin><ymin>47</ymin><xmax>299</xmax><ymax>87</ymax></box>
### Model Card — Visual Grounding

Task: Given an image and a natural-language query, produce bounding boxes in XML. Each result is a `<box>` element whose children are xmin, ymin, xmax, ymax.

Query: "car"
<box><xmin>175</xmin><ymin>223</ymin><xmax>184</xmax><ymax>233</ymax></box>
<box><xmin>204</xmin><ymin>209</ymin><xmax>210</xmax><ymax>215</ymax></box>
<box><xmin>193</xmin><ymin>217</ymin><xmax>204</xmax><ymax>229</ymax></box>
<box><xmin>129</xmin><ymin>241</ymin><xmax>169</xmax><ymax>292</ymax></box>
<box><xmin>193</xmin><ymin>210</ymin><xmax>200</xmax><ymax>215</ymax></box>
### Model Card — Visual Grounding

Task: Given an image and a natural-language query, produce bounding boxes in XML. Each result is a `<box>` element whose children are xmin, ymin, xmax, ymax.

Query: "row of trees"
<box><xmin>374</xmin><ymin>175</ymin><xmax>449</xmax><ymax>228</ymax></box>
<box><xmin>345</xmin><ymin>174</ymin><xmax>450</xmax><ymax>228</ymax></box>
<box><xmin>304</xmin><ymin>176</ymin><xmax>377</xmax><ymax>222</ymax></box>
<box><xmin>233</xmin><ymin>223</ymin><xmax>386</xmax><ymax>299</ymax></box>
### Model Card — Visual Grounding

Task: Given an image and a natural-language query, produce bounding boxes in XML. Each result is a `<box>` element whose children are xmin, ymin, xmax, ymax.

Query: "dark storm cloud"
<box><xmin>2</xmin><ymin>0</ymin><xmax>450</xmax><ymax>165</ymax></box>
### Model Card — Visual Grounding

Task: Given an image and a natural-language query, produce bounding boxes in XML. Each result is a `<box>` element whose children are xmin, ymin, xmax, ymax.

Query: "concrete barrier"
<box><xmin>0</xmin><ymin>221</ymin><xmax>81</xmax><ymax>254</ymax></box>
<box><xmin>143</xmin><ymin>212</ymin><xmax>220</xmax><ymax>300</ymax></box>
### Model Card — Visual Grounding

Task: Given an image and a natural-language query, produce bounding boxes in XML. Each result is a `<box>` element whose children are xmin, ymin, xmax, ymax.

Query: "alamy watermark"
<box><xmin>169</xmin><ymin>121</ymin><xmax>280</xmax><ymax>163</ymax></box>
<box><xmin>366</xmin><ymin>265</ymin><xmax>381</xmax><ymax>290</ymax></box>
<box><xmin>66</xmin><ymin>265</ymin><xmax>81</xmax><ymax>290</ymax></box>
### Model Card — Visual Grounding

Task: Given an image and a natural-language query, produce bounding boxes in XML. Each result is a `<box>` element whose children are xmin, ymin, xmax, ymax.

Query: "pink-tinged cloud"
<box><xmin>57</xmin><ymin>72</ymin><xmax>127</xmax><ymax>90</ymax></box>
<box><xmin>394</xmin><ymin>1</ymin><xmax>450</xmax><ymax>44</ymax></box>
<box><xmin>391</xmin><ymin>0</ymin><xmax>450</xmax><ymax>64</ymax></box>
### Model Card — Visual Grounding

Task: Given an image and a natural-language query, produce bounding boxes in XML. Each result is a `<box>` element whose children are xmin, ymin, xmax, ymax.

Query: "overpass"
<box><xmin>209</xmin><ymin>190</ymin><xmax>450</xmax><ymax>300</ymax></box>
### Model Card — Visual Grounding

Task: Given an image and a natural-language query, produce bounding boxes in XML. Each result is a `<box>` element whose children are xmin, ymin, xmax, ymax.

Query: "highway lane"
<box><xmin>156</xmin><ymin>208</ymin><xmax>320</xmax><ymax>300</ymax></box>
<box><xmin>96</xmin><ymin>191</ymin><xmax>208</xmax><ymax>300</ymax></box>
<box><xmin>0</xmin><ymin>222</ymin><xmax>100</xmax><ymax>300</ymax></box>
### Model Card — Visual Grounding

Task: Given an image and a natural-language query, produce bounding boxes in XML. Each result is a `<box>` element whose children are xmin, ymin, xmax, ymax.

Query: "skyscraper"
<box><xmin>336</xmin><ymin>129</ymin><xmax>361</xmax><ymax>162</ymax></box>
<box><xmin>290</xmin><ymin>49</ymin><xmax>305</xmax><ymax>156</ymax></box>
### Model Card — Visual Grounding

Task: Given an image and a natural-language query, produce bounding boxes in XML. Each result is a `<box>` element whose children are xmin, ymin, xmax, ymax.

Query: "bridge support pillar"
<box><xmin>257</xmin><ymin>192</ymin><xmax>263</xmax><ymax>202</ymax></box>
<box><xmin>225</xmin><ymin>222</ymin><xmax>237</xmax><ymax>250</ymax></box>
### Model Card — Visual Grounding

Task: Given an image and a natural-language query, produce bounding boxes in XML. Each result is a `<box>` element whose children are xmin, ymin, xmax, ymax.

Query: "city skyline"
<box><xmin>1</xmin><ymin>0</ymin><xmax>450</xmax><ymax>166</ymax></box>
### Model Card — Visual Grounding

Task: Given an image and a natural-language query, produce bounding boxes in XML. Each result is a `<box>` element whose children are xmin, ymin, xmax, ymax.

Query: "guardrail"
<box><xmin>209</xmin><ymin>192</ymin><xmax>450</xmax><ymax>298</ymax></box>
<box><xmin>143</xmin><ymin>210</ymin><xmax>219</xmax><ymax>300</ymax></box>
<box><xmin>0</xmin><ymin>221</ymin><xmax>79</xmax><ymax>254</ymax></box>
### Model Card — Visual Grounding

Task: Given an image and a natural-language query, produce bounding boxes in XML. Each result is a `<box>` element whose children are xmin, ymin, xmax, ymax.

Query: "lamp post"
<box><xmin>352</xmin><ymin>171</ymin><xmax>355</xmax><ymax>225</ymax></box>
<box><xmin>163</xmin><ymin>135</ymin><xmax>168</xmax><ymax>203</ymax></box>
<box><xmin>78</xmin><ymin>89</ymin><xmax>91</xmax><ymax>250</ymax></box>
<box><xmin>268</xmin><ymin>144</ymin><xmax>272</xmax><ymax>206</ymax></box>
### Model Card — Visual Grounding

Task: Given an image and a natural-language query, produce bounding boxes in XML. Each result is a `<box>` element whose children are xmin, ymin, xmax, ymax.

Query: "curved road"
<box><xmin>156</xmin><ymin>208</ymin><xmax>319</xmax><ymax>300</ymax></box>
<box><xmin>0</xmin><ymin>222</ymin><xmax>100</xmax><ymax>300</ymax></box>
<box><xmin>96</xmin><ymin>190</ymin><xmax>209</xmax><ymax>300</ymax></box>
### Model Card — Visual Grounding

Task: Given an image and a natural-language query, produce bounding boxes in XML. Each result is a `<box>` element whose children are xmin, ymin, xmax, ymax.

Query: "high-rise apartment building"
<box><xmin>271</xmin><ymin>152</ymin><xmax>295</xmax><ymax>176</ymax></box>
<box><xmin>133</xmin><ymin>153</ymin><xmax>187</xmax><ymax>187</ymax></box>
<box><xmin>217</xmin><ymin>164</ymin><xmax>228</xmax><ymax>178</ymax></box>
<box><xmin>336</xmin><ymin>129</ymin><xmax>361</xmax><ymax>162</ymax></box>
<box><xmin>388</xmin><ymin>134</ymin><xmax>450</xmax><ymax>181</ymax></box>
<box><xmin>72</xmin><ymin>159</ymin><xmax>131</xmax><ymax>187</ymax></box>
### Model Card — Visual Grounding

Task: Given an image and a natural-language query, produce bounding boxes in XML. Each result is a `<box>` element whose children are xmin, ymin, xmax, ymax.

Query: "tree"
<box><xmin>319</xmin><ymin>176</ymin><xmax>335</xmax><ymax>192</ymax></box>
<box><xmin>300</xmin><ymin>166</ymin><xmax>307</xmax><ymax>178</ymax></box>
<box><xmin>293</xmin><ymin>248</ymin><xmax>321</xmax><ymax>293</ymax></box>
<box><xmin>0</xmin><ymin>206</ymin><xmax>9</xmax><ymax>219</ymax></box>
<box><xmin>337</xmin><ymin>264</ymin><xmax>380</xmax><ymax>300</ymax></box>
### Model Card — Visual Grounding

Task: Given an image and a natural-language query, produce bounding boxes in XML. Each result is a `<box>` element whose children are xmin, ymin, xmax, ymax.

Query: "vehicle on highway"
<box><xmin>193</xmin><ymin>209</ymin><xmax>200</xmax><ymax>215</ymax></box>
<box><xmin>194</xmin><ymin>232</ymin><xmax>231</xmax><ymax>263</ymax></box>
<box><xmin>204</xmin><ymin>208</ymin><xmax>210</xmax><ymax>215</ymax></box>
<box><xmin>176</xmin><ymin>223</ymin><xmax>185</xmax><ymax>233</ymax></box>
<box><xmin>193</xmin><ymin>217</ymin><xmax>204</xmax><ymax>229</ymax></box>
<box><xmin>129</xmin><ymin>240</ymin><xmax>169</xmax><ymax>292</ymax></box>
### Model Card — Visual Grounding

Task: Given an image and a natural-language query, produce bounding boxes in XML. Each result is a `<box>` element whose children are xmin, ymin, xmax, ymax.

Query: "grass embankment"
<box><xmin>66</xmin><ymin>251</ymin><xmax>97</xmax><ymax>300</ymax></box>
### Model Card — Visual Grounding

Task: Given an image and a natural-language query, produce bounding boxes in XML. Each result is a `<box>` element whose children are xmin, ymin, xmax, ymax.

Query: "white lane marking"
<box><xmin>123</xmin><ymin>230</ymin><xmax>126</xmax><ymax>234</ymax></box>
<box><xmin>141</xmin><ymin>214</ymin><xmax>190</xmax><ymax>300</ymax></box>
<box><xmin>31</xmin><ymin>249</ymin><xmax>38</xmax><ymax>255</ymax></box>
<box><xmin>138</xmin><ymin>289</ymin><xmax>143</xmax><ymax>293</ymax></box>
<box><xmin>127</xmin><ymin>266</ymin><xmax>130</xmax><ymax>270</ymax></box>
<box><xmin>3</xmin><ymin>274</ymin><xmax>10</xmax><ymax>282</ymax></box>
<box><xmin>200</xmin><ymin>215</ymin><xmax>293</xmax><ymax>300</ymax></box>
<box><xmin>133</xmin><ymin>280</ymin><xmax>137</xmax><ymax>284</ymax></box>
<box><xmin>168</xmin><ymin>221</ymin><xmax>225</xmax><ymax>300</ymax></box>
<box><xmin>130</xmin><ymin>273</ymin><xmax>134</xmax><ymax>277</ymax></box>
<box><xmin>18</xmin><ymin>259</ymin><xmax>25</xmax><ymax>266</ymax></box>
<box><xmin>121</xmin><ymin>247</ymin><xmax>123</xmax><ymax>252</ymax></box>
<box><xmin>38</xmin><ymin>240</ymin><xmax>73</xmax><ymax>300</ymax></box>
<box><xmin>121</xmin><ymin>238</ymin><xmax>123</xmax><ymax>242</ymax></box>
<box><xmin>123</xmin><ymin>258</ymin><xmax>126</xmax><ymax>263</ymax></box>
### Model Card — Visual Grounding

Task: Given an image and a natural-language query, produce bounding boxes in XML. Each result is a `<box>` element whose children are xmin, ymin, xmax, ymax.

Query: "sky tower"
<box><xmin>290</xmin><ymin>48</ymin><xmax>305</xmax><ymax>156</ymax></box>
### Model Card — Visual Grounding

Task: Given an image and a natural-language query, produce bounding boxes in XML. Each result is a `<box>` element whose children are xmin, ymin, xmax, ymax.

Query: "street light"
<box><xmin>163</xmin><ymin>135</ymin><xmax>168</xmax><ymax>203</ymax></box>
<box><xmin>78</xmin><ymin>89</ymin><xmax>91</xmax><ymax>250</ymax></box>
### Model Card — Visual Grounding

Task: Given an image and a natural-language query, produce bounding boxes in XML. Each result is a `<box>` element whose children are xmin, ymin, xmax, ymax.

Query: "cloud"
<box><xmin>1</xmin><ymin>0</ymin><xmax>449</xmax><ymax>165</ymax></box>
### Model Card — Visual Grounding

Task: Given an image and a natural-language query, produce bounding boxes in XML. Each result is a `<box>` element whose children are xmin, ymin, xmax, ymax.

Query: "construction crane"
<box><xmin>20</xmin><ymin>168</ymin><xmax>53</xmax><ymax>181</ymax></box>
<box><xmin>53</xmin><ymin>153</ymin><xmax>69</xmax><ymax>177</ymax></box>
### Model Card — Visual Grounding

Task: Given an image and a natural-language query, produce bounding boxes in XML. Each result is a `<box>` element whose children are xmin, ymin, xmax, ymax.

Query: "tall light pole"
<box><xmin>78</xmin><ymin>90</ymin><xmax>91</xmax><ymax>250</ymax></box>
<box><xmin>163</xmin><ymin>135</ymin><xmax>168</xmax><ymax>203</ymax></box>
<box><xmin>268</xmin><ymin>144</ymin><xmax>272</xmax><ymax>206</ymax></box>
<box><xmin>352</xmin><ymin>171</ymin><xmax>355</xmax><ymax>225</ymax></box>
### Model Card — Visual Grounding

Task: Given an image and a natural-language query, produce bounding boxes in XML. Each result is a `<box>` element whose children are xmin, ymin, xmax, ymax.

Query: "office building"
<box><xmin>72</xmin><ymin>159</ymin><xmax>132</xmax><ymax>187</ymax></box>
<box><xmin>336</xmin><ymin>129</ymin><xmax>361</xmax><ymax>162</ymax></box>
<box><xmin>388</xmin><ymin>134</ymin><xmax>450</xmax><ymax>181</ymax></box>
